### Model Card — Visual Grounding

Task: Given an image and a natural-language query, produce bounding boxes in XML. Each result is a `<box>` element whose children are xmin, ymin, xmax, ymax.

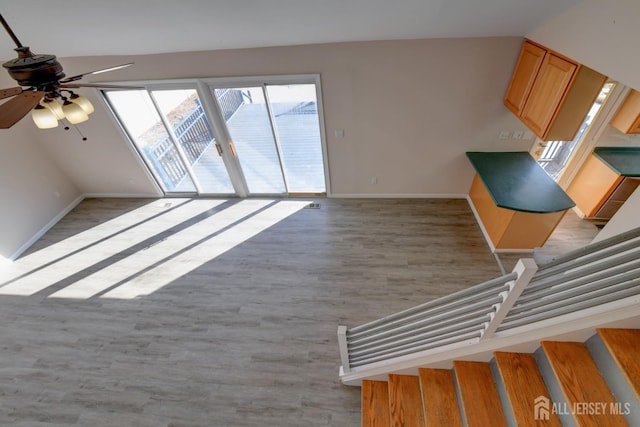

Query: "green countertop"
<box><xmin>466</xmin><ymin>151</ymin><xmax>575</xmax><ymax>214</ymax></box>
<box><xmin>593</xmin><ymin>147</ymin><xmax>640</xmax><ymax>177</ymax></box>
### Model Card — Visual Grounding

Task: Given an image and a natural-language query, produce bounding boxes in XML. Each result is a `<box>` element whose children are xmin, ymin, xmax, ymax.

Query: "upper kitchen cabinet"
<box><xmin>610</xmin><ymin>89</ymin><xmax>640</xmax><ymax>134</ymax></box>
<box><xmin>503</xmin><ymin>42</ymin><xmax>546</xmax><ymax>116</ymax></box>
<box><xmin>504</xmin><ymin>40</ymin><xmax>607</xmax><ymax>141</ymax></box>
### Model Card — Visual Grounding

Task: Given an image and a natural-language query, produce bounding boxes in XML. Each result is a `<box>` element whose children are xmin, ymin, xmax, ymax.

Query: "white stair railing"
<box><xmin>338</xmin><ymin>226</ymin><xmax>640</xmax><ymax>380</ymax></box>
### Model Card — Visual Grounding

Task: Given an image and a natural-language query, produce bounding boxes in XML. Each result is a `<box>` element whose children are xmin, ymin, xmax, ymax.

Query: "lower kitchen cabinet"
<box><xmin>567</xmin><ymin>150</ymin><xmax>640</xmax><ymax>220</ymax></box>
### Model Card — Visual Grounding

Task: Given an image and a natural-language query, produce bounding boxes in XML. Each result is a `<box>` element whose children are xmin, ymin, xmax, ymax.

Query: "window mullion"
<box><xmin>262</xmin><ymin>84</ymin><xmax>289</xmax><ymax>193</ymax></box>
<box><xmin>195</xmin><ymin>80</ymin><xmax>249</xmax><ymax>197</ymax></box>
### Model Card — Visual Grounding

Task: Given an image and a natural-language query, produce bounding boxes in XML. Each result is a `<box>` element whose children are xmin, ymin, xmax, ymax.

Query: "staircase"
<box><xmin>361</xmin><ymin>328</ymin><xmax>640</xmax><ymax>426</ymax></box>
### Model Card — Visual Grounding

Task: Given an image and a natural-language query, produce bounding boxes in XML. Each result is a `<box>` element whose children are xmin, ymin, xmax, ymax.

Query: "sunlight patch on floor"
<box><xmin>101</xmin><ymin>200</ymin><xmax>309</xmax><ymax>299</ymax></box>
<box><xmin>0</xmin><ymin>199</ymin><xmax>191</xmax><ymax>283</ymax></box>
<box><xmin>0</xmin><ymin>256</ymin><xmax>10</xmax><ymax>271</ymax></box>
<box><xmin>49</xmin><ymin>199</ymin><xmax>272</xmax><ymax>299</ymax></box>
<box><xmin>0</xmin><ymin>199</ymin><xmax>223</xmax><ymax>296</ymax></box>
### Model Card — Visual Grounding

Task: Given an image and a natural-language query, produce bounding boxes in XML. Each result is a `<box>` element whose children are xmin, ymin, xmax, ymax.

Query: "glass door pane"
<box><xmin>266</xmin><ymin>84</ymin><xmax>326</xmax><ymax>192</ymax></box>
<box><xmin>105</xmin><ymin>90</ymin><xmax>196</xmax><ymax>192</ymax></box>
<box><xmin>213</xmin><ymin>87</ymin><xmax>286</xmax><ymax>194</ymax></box>
<box><xmin>151</xmin><ymin>89</ymin><xmax>235</xmax><ymax>194</ymax></box>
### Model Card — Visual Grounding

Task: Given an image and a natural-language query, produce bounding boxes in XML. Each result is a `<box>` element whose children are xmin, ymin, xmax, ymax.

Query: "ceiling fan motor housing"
<box><xmin>2</xmin><ymin>46</ymin><xmax>65</xmax><ymax>89</ymax></box>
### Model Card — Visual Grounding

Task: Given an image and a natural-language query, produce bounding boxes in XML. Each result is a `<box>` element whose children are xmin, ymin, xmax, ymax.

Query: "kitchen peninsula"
<box><xmin>466</xmin><ymin>151</ymin><xmax>575</xmax><ymax>251</ymax></box>
<box><xmin>567</xmin><ymin>147</ymin><xmax>640</xmax><ymax>221</ymax></box>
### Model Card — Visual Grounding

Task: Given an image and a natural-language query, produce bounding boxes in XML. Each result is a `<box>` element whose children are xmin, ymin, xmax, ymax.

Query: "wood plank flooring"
<box><xmin>495</xmin><ymin>208</ymin><xmax>599</xmax><ymax>272</ymax></box>
<box><xmin>0</xmin><ymin>197</ymin><xmax>598</xmax><ymax>426</ymax></box>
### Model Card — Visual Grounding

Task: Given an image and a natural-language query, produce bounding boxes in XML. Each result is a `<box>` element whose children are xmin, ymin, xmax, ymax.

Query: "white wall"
<box><xmin>40</xmin><ymin>37</ymin><xmax>530</xmax><ymax>197</ymax></box>
<box><xmin>3</xmin><ymin>1</ymin><xmax>640</xmax><ymax>258</ymax></box>
<box><xmin>0</xmin><ymin>119</ymin><xmax>81</xmax><ymax>259</ymax></box>
<box><xmin>2</xmin><ymin>37</ymin><xmax>533</xmax><ymax>257</ymax></box>
<box><xmin>528</xmin><ymin>0</ymin><xmax>640</xmax><ymax>240</ymax></box>
<box><xmin>593</xmin><ymin>187</ymin><xmax>640</xmax><ymax>243</ymax></box>
<box><xmin>527</xmin><ymin>0</ymin><xmax>640</xmax><ymax>92</ymax></box>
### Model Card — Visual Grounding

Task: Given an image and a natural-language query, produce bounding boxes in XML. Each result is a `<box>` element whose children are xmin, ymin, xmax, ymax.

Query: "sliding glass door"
<box><xmin>150</xmin><ymin>89</ymin><xmax>234</xmax><ymax>193</ymax></box>
<box><xmin>214</xmin><ymin>86</ymin><xmax>286</xmax><ymax>194</ymax></box>
<box><xmin>105</xmin><ymin>89</ymin><xmax>234</xmax><ymax>194</ymax></box>
<box><xmin>266</xmin><ymin>84</ymin><xmax>325</xmax><ymax>193</ymax></box>
<box><xmin>104</xmin><ymin>76</ymin><xmax>327</xmax><ymax>197</ymax></box>
<box><xmin>105</xmin><ymin>90</ymin><xmax>199</xmax><ymax>192</ymax></box>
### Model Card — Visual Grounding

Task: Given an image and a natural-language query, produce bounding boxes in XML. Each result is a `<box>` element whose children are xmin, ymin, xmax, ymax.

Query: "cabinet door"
<box><xmin>611</xmin><ymin>90</ymin><xmax>640</xmax><ymax>134</ymax></box>
<box><xmin>520</xmin><ymin>53</ymin><xmax>577</xmax><ymax>139</ymax></box>
<box><xmin>503</xmin><ymin>42</ymin><xmax>546</xmax><ymax>116</ymax></box>
<box><xmin>594</xmin><ymin>177</ymin><xmax>640</xmax><ymax>218</ymax></box>
<box><xmin>566</xmin><ymin>155</ymin><xmax>623</xmax><ymax>217</ymax></box>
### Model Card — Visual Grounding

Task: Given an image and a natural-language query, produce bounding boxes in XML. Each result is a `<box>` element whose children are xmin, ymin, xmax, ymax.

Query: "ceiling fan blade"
<box><xmin>59</xmin><ymin>63</ymin><xmax>134</xmax><ymax>83</ymax></box>
<box><xmin>59</xmin><ymin>83</ymin><xmax>142</xmax><ymax>90</ymax></box>
<box><xmin>0</xmin><ymin>91</ymin><xmax>45</xmax><ymax>129</ymax></box>
<box><xmin>0</xmin><ymin>87</ymin><xmax>23</xmax><ymax>100</ymax></box>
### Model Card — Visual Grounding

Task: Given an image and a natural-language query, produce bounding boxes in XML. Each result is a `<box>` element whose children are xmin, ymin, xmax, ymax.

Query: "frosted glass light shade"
<box><xmin>62</xmin><ymin>100</ymin><xmax>89</xmax><ymax>124</ymax></box>
<box><xmin>32</xmin><ymin>104</ymin><xmax>59</xmax><ymax>129</ymax></box>
<box><xmin>41</xmin><ymin>98</ymin><xmax>65</xmax><ymax>120</ymax></box>
<box><xmin>69</xmin><ymin>93</ymin><xmax>95</xmax><ymax>114</ymax></box>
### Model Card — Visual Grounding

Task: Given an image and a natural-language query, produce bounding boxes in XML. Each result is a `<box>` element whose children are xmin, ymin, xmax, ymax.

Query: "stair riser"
<box><xmin>361</xmin><ymin>330</ymin><xmax>640</xmax><ymax>427</ymax></box>
<box><xmin>533</xmin><ymin>347</ymin><xmax>577</xmax><ymax>427</ymax></box>
<box><xmin>586</xmin><ymin>334</ymin><xmax>640</xmax><ymax>426</ymax></box>
<box><xmin>490</xmin><ymin>358</ymin><xmax>517</xmax><ymax>427</ymax></box>
<box><xmin>452</xmin><ymin>368</ymin><xmax>467</xmax><ymax>427</ymax></box>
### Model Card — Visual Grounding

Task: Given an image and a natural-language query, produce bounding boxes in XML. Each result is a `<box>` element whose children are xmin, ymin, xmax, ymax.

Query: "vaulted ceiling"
<box><xmin>1</xmin><ymin>0</ymin><xmax>582</xmax><ymax>58</ymax></box>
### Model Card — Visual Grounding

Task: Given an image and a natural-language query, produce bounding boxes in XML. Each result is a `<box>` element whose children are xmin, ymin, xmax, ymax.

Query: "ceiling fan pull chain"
<box><xmin>62</xmin><ymin>121</ymin><xmax>88</xmax><ymax>141</ymax></box>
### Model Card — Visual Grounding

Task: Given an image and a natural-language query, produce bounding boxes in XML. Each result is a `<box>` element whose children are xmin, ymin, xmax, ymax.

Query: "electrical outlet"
<box><xmin>512</xmin><ymin>131</ymin><xmax>524</xmax><ymax>140</ymax></box>
<box><xmin>499</xmin><ymin>131</ymin><xmax>510</xmax><ymax>140</ymax></box>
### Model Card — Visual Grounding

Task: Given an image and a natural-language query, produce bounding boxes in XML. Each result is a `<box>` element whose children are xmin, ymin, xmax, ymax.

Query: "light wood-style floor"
<box><xmin>0</xmin><ymin>198</ymin><xmax>598</xmax><ymax>426</ymax></box>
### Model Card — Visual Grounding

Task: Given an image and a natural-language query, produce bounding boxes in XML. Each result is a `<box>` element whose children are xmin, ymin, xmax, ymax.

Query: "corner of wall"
<box><xmin>9</xmin><ymin>195</ymin><xmax>85</xmax><ymax>261</ymax></box>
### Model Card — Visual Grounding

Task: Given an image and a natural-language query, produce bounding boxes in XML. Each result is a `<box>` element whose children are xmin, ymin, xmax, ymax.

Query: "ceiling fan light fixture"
<box><xmin>0</xmin><ymin>14</ymin><xmax>135</xmax><ymax>130</ymax></box>
<box><xmin>62</xmin><ymin>99</ymin><xmax>89</xmax><ymax>124</ymax></box>
<box><xmin>69</xmin><ymin>93</ymin><xmax>95</xmax><ymax>114</ymax></box>
<box><xmin>41</xmin><ymin>98</ymin><xmax>65</xmax><ymax>120</ymax></box>
<box><xmin>32</xmin><ymin>104</ymin><xmax>59</xmax><ymax>129</ymax></box>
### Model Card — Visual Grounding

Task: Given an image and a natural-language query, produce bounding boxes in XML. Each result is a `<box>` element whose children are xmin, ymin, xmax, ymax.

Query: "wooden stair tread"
<box><xmin>362</xmin><ymin>380</ymin><xmax>390</xmax><ymax>427</ymax></box>
<box><xmin>453</xmin><ymin>361</ymin><xmax>508</xmax><ymax>427</ymax></box>
<box><xmin>418</xmin><ymin>368</ymin><xmax>462</xmax><ymax>427</ymax></box>
<box><xmin>542</xmin><ymin>341</ymin><xmax>629</xmax><ymax>427</ymax></box>
<box><xmin>598</xmin><ymin>328</ymin><xmax>640</xmax><ymax>400</ymax></box>
<box><xmin>494</xmin><ymin>352</ymin><xmax>561</xmax><ymax>426</ymax></box>
<box><xmin>388</xmin><ymin>374</ymin><xmax>425</xmax><ymax>427</ymax></box>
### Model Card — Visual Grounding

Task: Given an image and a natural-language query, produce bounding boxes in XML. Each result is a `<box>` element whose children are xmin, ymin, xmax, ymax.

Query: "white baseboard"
<box><xmin>9</xmin><ymin>192</ymin><xmax>163</xmax><ymax>261</ymax></box>
<box><xmin>494</xmin><ymin>248</ymin><xmax>535</xmax><ymax>254</ymax></box>
<box><xmin>9</xmin><ymin>194</ymin><xmax>86</xmax><ymax>261</ymax></box>
<box><xmin>82</xmin><ymin>192</ymin><xmax>162</xmax><ymax>198</ymax></box>
<box><xmin>329</xmin><ymin>193</ymin><xmax>467</xmax><ymax>199</ymax></box>
<box><xmin>9</xmin><ymin>192</ymin><xmax>467</xmax><ymax>261</ymax></box>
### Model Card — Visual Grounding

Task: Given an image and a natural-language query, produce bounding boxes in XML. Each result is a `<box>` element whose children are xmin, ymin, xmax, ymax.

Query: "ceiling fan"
<box><xmin>0</xmin><ymin>13</ymin><xmax>136</xmax><ymax>129</ymax></box>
